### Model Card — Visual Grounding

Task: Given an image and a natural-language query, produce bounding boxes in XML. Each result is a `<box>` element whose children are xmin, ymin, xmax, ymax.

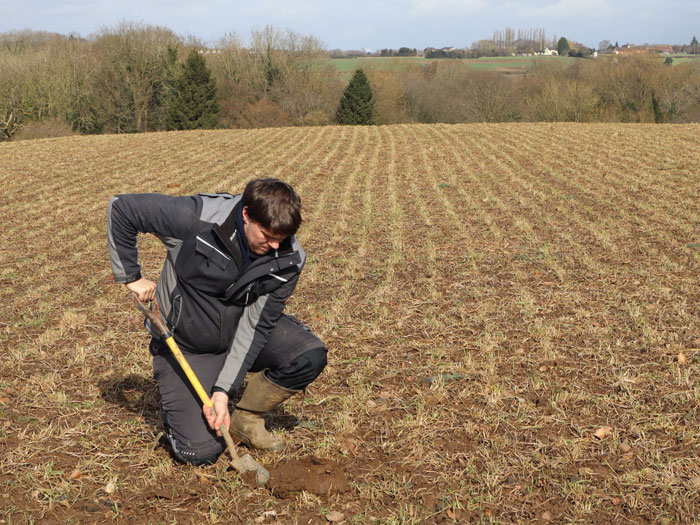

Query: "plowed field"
<box><xmin>1</xmin><ymin>123</ymin><xmax>699</xmax><ymax>524</ymax></box>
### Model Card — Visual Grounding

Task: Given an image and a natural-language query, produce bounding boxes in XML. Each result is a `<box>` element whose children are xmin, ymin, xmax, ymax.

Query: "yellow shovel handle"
<box><xmin>163</xmin><ymin>335</ymin><xmax>239</xmax><ymax>457</ymax></box>
<box><xmin>163</xmin><ymin>336</ymin><xmax>213</xmax><ymax>408</ymax></box>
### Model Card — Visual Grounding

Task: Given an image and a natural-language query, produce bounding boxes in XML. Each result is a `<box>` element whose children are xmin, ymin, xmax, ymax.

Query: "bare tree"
<box><xmin>92</xmin><ymin>22</ymin><xmax>181</xmax><ymax>133</ymax></box>
<box><xmin>523</xmin><ymin>61</ymin><xmax>601</xmax><ymax>122</ymax></box>
<box><xmin>0</xmin><ymin>112</ymin><xmax>19</xmax><ymax>140</ymax></box>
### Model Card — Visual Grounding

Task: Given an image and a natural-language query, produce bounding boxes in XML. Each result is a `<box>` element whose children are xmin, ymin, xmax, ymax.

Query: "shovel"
<box><xmin>132</xmin><ymin>294</ymin><xmax>270</xmax><ymax>486</ymax></box>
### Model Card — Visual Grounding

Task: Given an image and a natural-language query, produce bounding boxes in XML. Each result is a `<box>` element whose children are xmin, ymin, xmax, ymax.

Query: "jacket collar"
<box><xmin>212</xmin><ymin>205</ymin><xmax>242</xmax><ymax>266</ymax></box>
<box><xmin>212</xmin><ymin>201</ymin><xmax>295</xmax><ymax>261</ymax></box>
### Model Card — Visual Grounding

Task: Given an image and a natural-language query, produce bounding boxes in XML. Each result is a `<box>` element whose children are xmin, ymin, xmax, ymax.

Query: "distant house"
<box><xmin>615</xmin><ymin>43</ymin><xmax>674</xmax><ymax>55</ymax></box>
<box><xmin>541</xmin><ymin>48</ymin><xmax>558</xmax><ymax>56</ymax></box>
<box><xmin>424</xmin><ymin>46</ymin><xmax>462</xmax><ymax>58</ymax></box>
<box><xmin>654</xmin><ymin>45</ymin><xmax>674</xmax><ymax>54</ymax></box>
<box><xmin>615</xmin><ymin>44</ymin><xmax>639</xmax><ymax>55</ymax></box>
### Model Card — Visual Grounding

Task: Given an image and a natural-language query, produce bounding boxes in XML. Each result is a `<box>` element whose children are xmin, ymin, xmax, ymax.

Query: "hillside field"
<box><xmin>330</xmin><ymin>56</ymin><xmax>577</xmax><ymax>77</ymax></box>
<box><xmin>1</xmin><ymin>123</ymin><xmax>700</xmax><ymax>524</ymax></box>
<box><xmin>329</xmin><ymin>55</ymin><xmax>700</xmax><ymax>76</ymax></box>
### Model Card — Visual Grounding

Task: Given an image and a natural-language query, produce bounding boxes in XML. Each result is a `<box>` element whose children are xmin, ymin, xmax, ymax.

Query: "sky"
<box><xmin>2</xmin><ymin>0</ymin><xmax>698</xmax><ymax>51</ymax></box>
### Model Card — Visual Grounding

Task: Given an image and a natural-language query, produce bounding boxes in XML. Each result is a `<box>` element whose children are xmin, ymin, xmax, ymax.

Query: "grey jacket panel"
<box><xmin>214</xmin><ymin>294</ymin><xmax>270</xmax><ymax>393</ymax></box>
<box><xmin>290</xmin><ymin>236</ymin><xmax>306</xmax><ymax>272</ymax></box>
<box><xmin>199</xmin><ymin>192</ymin><xmax>240</xmax><ymax>225</ymax></box>
<box><xmin>214</xmin><ymin>270</ymin><xmax>301</xmax><ymax>393</ymax></box>
<box><xmin>151</xmin><ymin>237</ymin><xmax>183</xmax><ymax>333</ymax></box>
<box><xmin>154</xmin><ymin>257</ymin><xmax>178</xmax><ymax>330</ymax></box>
<box><xmin>157</xmin><ymin>235</ymin><xmax>184</xmax><ymax>251</ymax></box>
<box><xmin>107</xmin><ymin>197</ymin><xmax>136</xmax><ymax>283</ymax></box>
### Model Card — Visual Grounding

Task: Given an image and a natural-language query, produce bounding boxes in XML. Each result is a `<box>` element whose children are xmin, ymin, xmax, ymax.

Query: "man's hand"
<box><xmin>204</xmin><ymin>391</ymin><xmax>231</xmax><ymax>437</ymax></box>
<box><xmin>126</xmin><ymin>278</ymin><xmax>156</xmax><ymax>302</ymax></box>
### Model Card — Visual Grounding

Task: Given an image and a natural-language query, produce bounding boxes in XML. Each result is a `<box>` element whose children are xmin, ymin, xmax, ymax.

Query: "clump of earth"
<box><xmin>267</xmin><ymin>457</ymin><xmax>351</xmax><ymax>498</ymax></box>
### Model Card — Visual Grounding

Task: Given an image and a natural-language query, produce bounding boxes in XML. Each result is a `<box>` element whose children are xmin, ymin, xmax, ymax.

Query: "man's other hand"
<box><xmin>204</xmin><ymin>391</ymin><xmax>231</xmax><ymax>436</ymax></box>
<box><xmin>126</xmin><ymin>278</ymin><xmax>156</xmax><ymax>302</ymax></box>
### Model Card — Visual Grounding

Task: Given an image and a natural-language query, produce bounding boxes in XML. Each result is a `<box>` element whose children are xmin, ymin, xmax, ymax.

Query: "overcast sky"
<box><xmin>3</xmin><ymin>0</ymin><xmax>698</xmax><ymax>50</ymax></box>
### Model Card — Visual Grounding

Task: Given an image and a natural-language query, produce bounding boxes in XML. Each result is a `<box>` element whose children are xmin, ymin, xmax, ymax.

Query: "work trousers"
<box><xmin>151</xmin><ymin>313</ymin><xmax>327</xmax><ymax>465</ymax></box>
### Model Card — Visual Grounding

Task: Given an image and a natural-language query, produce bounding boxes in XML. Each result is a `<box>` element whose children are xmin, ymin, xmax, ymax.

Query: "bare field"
<box><xmin>1</xmin><ymin>123</ymin><xmax>699</xmax><ymax>524</ymax></box>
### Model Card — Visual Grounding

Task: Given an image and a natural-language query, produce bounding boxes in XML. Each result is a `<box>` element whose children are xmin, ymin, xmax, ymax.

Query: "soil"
<box><xmin>267</xmin><ymin>457</ymin><xmax>351</xmax><ymax>498</ymax></box>
<box><xmin>2</xmin><ymin>125</ymin><xmax>700</xmax><ymax>523</ymax></box>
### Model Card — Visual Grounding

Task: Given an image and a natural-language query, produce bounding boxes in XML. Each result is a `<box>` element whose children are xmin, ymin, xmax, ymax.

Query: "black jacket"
<box><xmin>107</xmin><ymin>192</ymin><xmax>305</xmax><ymax>394</ymax></box>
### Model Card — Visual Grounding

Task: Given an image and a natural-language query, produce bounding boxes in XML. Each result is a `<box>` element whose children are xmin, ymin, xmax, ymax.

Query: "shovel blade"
<box><xmin>231</xmin><ymin>453</ymin><xmax>270</xmax><ymax>486</ymax></box>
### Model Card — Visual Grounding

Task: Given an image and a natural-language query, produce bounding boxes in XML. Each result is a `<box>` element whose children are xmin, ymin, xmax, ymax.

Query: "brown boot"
<box><xmin>230</xmin><ymin>371</ymin><xmax>298</xmax><ymax>452</ymax></box>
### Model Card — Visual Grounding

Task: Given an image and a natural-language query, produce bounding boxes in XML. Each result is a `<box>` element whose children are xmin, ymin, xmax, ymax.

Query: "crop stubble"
<box><xmin>0</xmin><ymin>123</ymin><xmax>699</xmax><ymax>523</ymax></box>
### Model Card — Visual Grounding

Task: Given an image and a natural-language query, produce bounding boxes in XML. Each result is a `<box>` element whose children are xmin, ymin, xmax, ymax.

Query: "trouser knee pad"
<box><xmin>162</xmin><ymin>418</ymin><xmax>224</xmax><ymax>466</ymax></box>
<box><xmin>266</xmin><ymin>347</ymin><xmax>328</xmax><ymax>391</ymax></box>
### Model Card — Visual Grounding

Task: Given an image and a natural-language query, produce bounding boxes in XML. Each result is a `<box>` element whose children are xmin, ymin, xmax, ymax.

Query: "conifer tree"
<box><xmin>557</xmin><ymin>37</ymin><xmax>570</xmax><ymax>56</ymax></box>
<box><xmin>166</xmin><ymin>49</ymin><xmax>219</xmax><ymax>130</ymax></box>
<box><xmin>336</xmin><ymin>69</ymin><xmax>374</xmax><ymax>125</ymax></box>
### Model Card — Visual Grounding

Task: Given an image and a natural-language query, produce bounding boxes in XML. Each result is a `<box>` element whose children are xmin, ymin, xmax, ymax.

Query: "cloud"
<box><xmin>341</xmin><ymin>24</ymin><xmax>374</xmax><ymax>42</ymax></box>
<box><xmin>241</xmin><ymin>0</ymin><xmax>320</xmax><ymax>21</ymax></box>
<box><xmin>406</xmin><ymin>0</ymin><xmax>490</xmax><ymax>17</ymax></box>
<box><xmin>6</xmin><ymin>0</ymin><xmax>699</xmax><ymax>49</ymax></box>
<box><xmin>20</xmin><ymin>0</ymin><xmax>92</xmax><ymax>16</ymax></box>
<box><xmin>506</xmin><ymin>0</ymin><xmax>614</xmax><ymax>19</ymax></box>
<box><xmin>8</xmin><ymin>0</ymin><xmax>220</xmax><ymax>21</ymax></box>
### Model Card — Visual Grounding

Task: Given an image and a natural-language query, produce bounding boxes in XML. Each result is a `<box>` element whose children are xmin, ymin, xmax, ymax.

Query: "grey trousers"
<box><xmin>151</xmin><ymin>314</ymin><xmax>327</xmax><ymax>465</ymax></box>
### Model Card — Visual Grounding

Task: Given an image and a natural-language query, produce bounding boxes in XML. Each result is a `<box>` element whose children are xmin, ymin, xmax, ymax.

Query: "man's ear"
<box><xmin>242</xmin><ymin>206</ymin><xmax>249</xmax><ymax>224</ymax></box>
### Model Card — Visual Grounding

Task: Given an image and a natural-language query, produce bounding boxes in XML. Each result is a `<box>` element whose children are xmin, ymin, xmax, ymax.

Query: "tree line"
<box><xmin>0</xmin><ymin>23</ymin><xmax>343</xmax><ymax>139</ymax></box>
<box><xmin>1</xmin><ymin>24</ymin><xmax>700</xmax><ymax>140</ymax></box>
<box><xmin>367</xmin><ymin>57</ymin><xmax>700</xmax><ymax>124</ymax></box>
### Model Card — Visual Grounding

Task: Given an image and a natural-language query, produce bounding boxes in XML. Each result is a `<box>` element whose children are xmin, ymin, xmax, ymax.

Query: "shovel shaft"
<box><xmin>163</xmin><ymin>335</ymin><xmax>213</xmax><ymax>408</ymax></box>
<box><xmin>162</xmin><ymin>335</ymin><xmax>239</xmax><ymax>455</ymax></box>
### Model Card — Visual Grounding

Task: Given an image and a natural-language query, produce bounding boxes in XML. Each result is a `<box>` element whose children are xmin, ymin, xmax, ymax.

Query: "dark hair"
<box><xmin>241</xmin><ymin>178</ymin><xmax>302</xmax><ymax>237</ymax></box>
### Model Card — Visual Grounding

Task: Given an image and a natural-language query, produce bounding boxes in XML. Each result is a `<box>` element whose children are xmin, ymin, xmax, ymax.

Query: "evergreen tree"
<box><xmin>652</xmin><ymin>92</ymin><xmax>663</xmax><ymax>123</ymax></box>
<box><xmin>557</xmin><ymin>37</ymin><xmax>570</xmax><ymax>56</ymax></box>
<box><xmin>151</xmin><ymin>45</ymin><xmax>179</xmax><ymax>130</ymax></box>
<box><xmin>166</xmin><ymin>49</ymin><xmax>219</xmax><ymax>130</ymax></box>
<box><xmin>691</xmin><ymin>36</ymin><xmax>699</xmax><ymax>54</ymax></box>
<box><xmin>336</xmin><ymin>69</ymin><xmax>374</xmax><ymax>125</ymax></box>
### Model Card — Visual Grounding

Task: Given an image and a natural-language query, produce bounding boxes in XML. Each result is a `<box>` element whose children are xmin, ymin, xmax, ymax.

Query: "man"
<box><xmin>107</xmin><ymin>179</ymin><xmax>327</xmax><ymax>465</ymax></box>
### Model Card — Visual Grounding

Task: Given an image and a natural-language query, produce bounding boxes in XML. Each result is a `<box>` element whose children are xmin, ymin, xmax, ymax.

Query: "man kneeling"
<box><xmin>108</xmin><ymin>178</ymin><xmax>326</xmax><ymax>464</ymax></box>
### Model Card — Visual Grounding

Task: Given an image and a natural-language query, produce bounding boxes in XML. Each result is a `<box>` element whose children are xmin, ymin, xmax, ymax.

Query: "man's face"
<box><xmin>242</xmin><ymin>207</ymin><xmax>287</xmax><ymax>255</ymax></box>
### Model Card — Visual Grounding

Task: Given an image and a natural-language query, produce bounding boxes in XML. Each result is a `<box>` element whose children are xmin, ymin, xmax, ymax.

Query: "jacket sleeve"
<box><xmin>213</xmin><ymin>273</ymin><xmax>300</xmax><ymax>395</ymax></box>
<box><xmin>107</xmin><ymin>193</ymin><xmax>200</xmax><ymax>283</ymax></box>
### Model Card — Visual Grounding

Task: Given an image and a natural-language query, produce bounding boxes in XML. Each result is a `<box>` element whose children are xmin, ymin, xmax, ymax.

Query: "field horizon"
<box><xmin>1</xmin><ymin>122</ymin><xmax>699</xmax><ymax>523</ymax></box>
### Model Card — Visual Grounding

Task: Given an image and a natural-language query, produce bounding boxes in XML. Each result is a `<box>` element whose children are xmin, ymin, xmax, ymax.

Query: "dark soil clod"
<box><xmin>268</xmin><ymin>457</ymin><xmax>351</xmax><ymax>498</ymax></box>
